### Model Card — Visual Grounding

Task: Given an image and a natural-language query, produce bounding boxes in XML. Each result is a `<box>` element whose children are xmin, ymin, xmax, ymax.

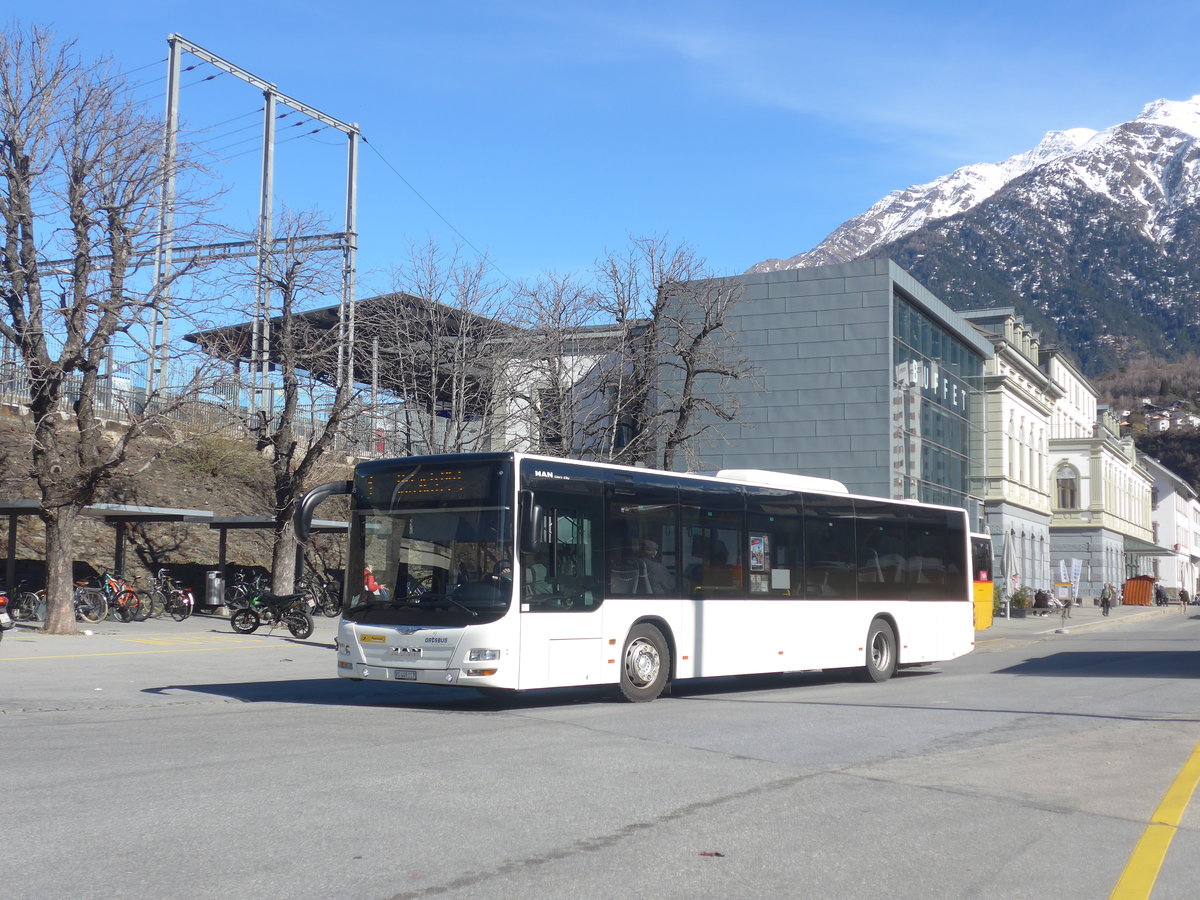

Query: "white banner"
<box><xmin>1070</xmin><ymin>558</ymin><xmax>1082</xmax><ymax>586</ymax></box>
<box><xmin>1059</xmin><ymin>559</ymin><xmax>1069</xmax><ymax>584</ymax></box>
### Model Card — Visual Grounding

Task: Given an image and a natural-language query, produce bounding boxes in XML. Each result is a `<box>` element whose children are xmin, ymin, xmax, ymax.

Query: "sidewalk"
<box><xmin>0</xmin><ymin>610</ymin><xmax>340</xmax><ymax>661</ymax></box>
<box><xmin>2</xmin><ymin>602</ymin><xmax>1186</xmax><ymax>662</ymax></box>
<box><xmin>976</xmin><ymin>600</ymin><xmax>1184</xmax><ymax>647</ymax></box>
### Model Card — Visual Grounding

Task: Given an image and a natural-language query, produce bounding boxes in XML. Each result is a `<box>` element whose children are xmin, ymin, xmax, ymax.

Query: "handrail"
<box><xmin>295</xmin><ymin>480</ymin><xmax>352</xmax><ymax>542</ymax></box>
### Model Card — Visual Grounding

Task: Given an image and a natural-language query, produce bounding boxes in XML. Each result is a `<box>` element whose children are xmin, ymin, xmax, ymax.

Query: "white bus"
<box><xmin>297</xmin><ymin>453</ymin><xmax>975</xmax><ymax>702</ymax></box>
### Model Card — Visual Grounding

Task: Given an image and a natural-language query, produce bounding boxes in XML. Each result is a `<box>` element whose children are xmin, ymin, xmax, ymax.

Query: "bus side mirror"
<box><xmin>519</xmin><ymin>491</ymin><xmax>543</xmax><ymax>555</ymax></box>
<box><xmin>296</xmin><ymin>480</ymin><xmax>352</xmax><ymax>542</ymax></box>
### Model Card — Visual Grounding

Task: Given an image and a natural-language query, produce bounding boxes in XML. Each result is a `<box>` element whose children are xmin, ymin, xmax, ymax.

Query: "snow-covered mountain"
<box><xmin>749</xmin><ymin>96</ymin><xmax>1200</xmax><ymax>371</ymax></box>
<box><xmin>751</xmin><ymin>126</ymin><xmax>1098</xmax><ymax>271</ymax></box>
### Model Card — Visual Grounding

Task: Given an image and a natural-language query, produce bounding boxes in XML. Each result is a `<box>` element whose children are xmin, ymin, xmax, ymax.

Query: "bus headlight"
<box><xmin>468</xmin><ymin>648</ymin><xmax>500</xmax><ymax>661</ymax></box>
<box><xmin>465</xmin><ymin>668</ymin><xmax>498</xmax><ymax>677</ymax></box>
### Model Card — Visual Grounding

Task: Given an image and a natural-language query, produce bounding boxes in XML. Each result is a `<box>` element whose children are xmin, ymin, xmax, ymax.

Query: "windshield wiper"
<box><xmin>401</xmin><ymin>591</ymin><xmax>477</xmax><ymax>616</ymax></box>
<box><xmin>440</xmin><ymin>594</ymin><xmax>479</xmax><ymax>617</ymax></box>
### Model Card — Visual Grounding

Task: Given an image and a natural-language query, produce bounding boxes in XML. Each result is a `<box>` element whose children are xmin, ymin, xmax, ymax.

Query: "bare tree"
<box><xmin>368</xmin><ymin>239</ymin><xmax>522</xmax><ymax>455</ymax></box>
<box><xmin>0</xmin><ymin>25</ymin><xmax>217</xmax><ymax>633</ymax></box>
<box><xmin>581</xmin><ymin>236</ymin><xmax>749</xmax><ymax>469</ymax></box>
<box><xmin>224</xmin><ymin>209</ymin><xmax>359</xmax><ymax>593</ymax></box>
<box><xmin>507</xmin><ymin>270</ymin><xmax>597</xmax><ymax>456</ymax></box>
<box><xmin>654</xmin><ymin>274</ymin><xmax>749</xmax><ymax>469</ymax></box>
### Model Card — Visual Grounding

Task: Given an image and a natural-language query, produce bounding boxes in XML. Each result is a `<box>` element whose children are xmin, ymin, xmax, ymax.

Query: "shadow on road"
<box><xmin>997</xmin><ymin>649</ymin><xmax>1200</xmax><ymax>678</ymax></box>
<box><xmin>664</xmin><ymin>666</ymin><xmax>939</xmax><ymax>700</ymax></box>
<box><xmin>139</xmin><ymin>668</ymin><xmax>941</xmax><ymax>710</ymax></box>
<box><xmin>141</xmin><ymin>678</ymin><xmax>612</xmax><ymax>710</ymax></box>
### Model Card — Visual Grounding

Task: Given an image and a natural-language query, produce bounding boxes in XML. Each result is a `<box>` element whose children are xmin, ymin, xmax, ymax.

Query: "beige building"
<box><xmin>964</xmin><ymin>309</ymin><xmax>1159</xmax><ymax>600</ymax></box>
<box><xmin>960</xmin><ymin>310</ymin><xmax>1053</xmax><ymax>592</ymax></box>
<box><xmin>1049</xmin><ymin>405</ymin><xmax>1156</xmax><ymax>594</ymax></box>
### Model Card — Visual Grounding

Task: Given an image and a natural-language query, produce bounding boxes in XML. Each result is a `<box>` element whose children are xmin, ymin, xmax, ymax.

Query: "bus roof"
<box><xmin>714</xmin><ymin>469</ymin><xmax>849</xmax><ymax>494</ymax></box>
<box><xmin>358</xmin><ymin>452</ymin><xmax>965</xmax><ymax>515</ymax></box>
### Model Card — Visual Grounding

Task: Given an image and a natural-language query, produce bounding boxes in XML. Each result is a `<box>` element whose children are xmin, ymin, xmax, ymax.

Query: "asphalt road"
<box><xmin>3</xmin><ymin>610</ymin><xmax>1198</xmax><ymax>899</ymax></box>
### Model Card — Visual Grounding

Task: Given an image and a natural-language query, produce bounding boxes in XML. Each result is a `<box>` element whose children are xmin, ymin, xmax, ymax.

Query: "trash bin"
<box><xmin>206</xmin><ymin>570</ymin><xmax>226</xmax><ymax>607</ymax></box>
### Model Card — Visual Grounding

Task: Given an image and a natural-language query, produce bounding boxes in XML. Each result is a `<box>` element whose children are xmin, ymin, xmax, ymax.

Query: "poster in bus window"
<box><xmin>749</xmin><ymin>534</ymin><xmax>768</xmax><ymax>572</ymax></box>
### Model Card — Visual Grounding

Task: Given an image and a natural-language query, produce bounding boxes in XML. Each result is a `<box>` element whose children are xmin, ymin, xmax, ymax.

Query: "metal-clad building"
<box><xmin>669</xmin><ymin>259</ymin><xmax>993</xmax><ymax>527</ymax></box>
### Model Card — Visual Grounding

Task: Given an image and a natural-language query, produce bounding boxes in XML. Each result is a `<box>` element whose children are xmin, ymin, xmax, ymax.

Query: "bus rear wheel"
<box><xmin>619</xmin><ymin>624</ymin><xmax>669</xmax><ymax>702</ymax></box>
<box><xmin>860</xmin><ymin>618</ymin><xmax>897</xmax><ymax>682</ymax></box>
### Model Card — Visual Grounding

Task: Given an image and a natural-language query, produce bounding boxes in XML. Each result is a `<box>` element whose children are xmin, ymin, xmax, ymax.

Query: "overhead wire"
<box><xmin>361</xmin><ymin>136</ymin><xmax>516</xmax><ymax>287</ymax></box>
<box><xmin>196</xmin><ymin>106</ymin><xmax>299</xmax><ymax>156</ymax></box>
<box><xmin>212</xmin><ymin>125</ymin><xmax>332</xmax><ymax>164</ymax></box>
<box><xmin>126</xmin><ymin>72</ymin><xmax>165</xmax><ymax>93</ymax></box>
<box><xmin>207</xmin><ymin>134</ymin><xmax>266</xmax><ymax>159</ymax></box>
<box><xmin>186</xmin><ymin>107</ymin><xmax>263</xmax><ymax>136</ymax></box>
<box><xmin>131</xmin><ymin>61</ymin><xmax>207</xmax><ymax>108</ymax></box>
<box><xmin>299</xmin><ymin>134</ymin><xmax>345</xmax><ymax>147</ymax></box>
<box><xmin>182</xmin><ymin>71</ymin><xmax>223</xmax><ymax>90</ymax></box>
<box><xmin>156</xmin><ymin>51</ymin><xmax>515</xmax><ymax>287</ymax></box>
<box><xmin>123</xmin><ymin>57</ymin><xmax>168</xmax><ymax>76</ymax></box>
<box><xmin>190</xmin><ymin>118</ymin><xmax>263</xmax><ymax>149</ymax></box>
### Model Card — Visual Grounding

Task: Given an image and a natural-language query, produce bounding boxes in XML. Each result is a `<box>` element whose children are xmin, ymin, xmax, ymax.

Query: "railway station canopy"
<box><xmin>2</xmin><ymin>501</ymin><xmax>346</xmax><ymax>591</ymax></box>
<box><xmin>184</xmin><ymin>291</ymin><xmax>525</xmax><ymax>406</ymax></box>
<box><xmin>2</xmin><ymin>501</ymin><xmax>211</xmax><ymax>590</ymax></box>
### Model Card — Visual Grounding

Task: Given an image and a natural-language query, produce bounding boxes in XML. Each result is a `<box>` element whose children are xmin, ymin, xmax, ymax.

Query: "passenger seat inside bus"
<box><xmin>686</xmin><ymin>537</ymin><xmax>736</xmax><ymax>592</ymax></box>
<box><xmin>610</xmin><ymin>557</ymin><xmax>650</xmax><ymax>594</ymax></box>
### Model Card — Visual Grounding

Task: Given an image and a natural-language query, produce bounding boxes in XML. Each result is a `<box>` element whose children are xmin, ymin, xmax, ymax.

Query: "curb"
<box><xmin>975</xmin><ymin>607</ymin><xmax>1180</xmax><ymax>651</ymax></box>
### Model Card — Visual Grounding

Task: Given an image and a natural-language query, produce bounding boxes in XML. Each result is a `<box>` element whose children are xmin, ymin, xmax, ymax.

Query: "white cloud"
<box><xmin>565</xmin><ymin>1</ymin><xmax>1200</xmax><ymax>166</ymax></box>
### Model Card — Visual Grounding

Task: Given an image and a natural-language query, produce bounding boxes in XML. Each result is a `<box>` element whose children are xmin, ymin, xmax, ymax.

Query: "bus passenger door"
<box><xmin>518</xmin><ymin>505</ymin><xmax>605</xmax><ymax>689</ymax></box>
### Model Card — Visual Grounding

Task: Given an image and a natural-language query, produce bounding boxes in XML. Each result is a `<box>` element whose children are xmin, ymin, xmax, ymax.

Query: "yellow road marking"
<box><xmin>121</xmin><ymin>635</ymin><xmax>243</xmax><ymax>646</ymax></box>
<box><xmin>0</xmin><ymin>641</ymin><xmax>285</xmax><ymax>662</ymax></box>
<box><xmin>1110</xmin><ymin>739</ymin><xmax>1200</xmax><ymax>899</ymax></box>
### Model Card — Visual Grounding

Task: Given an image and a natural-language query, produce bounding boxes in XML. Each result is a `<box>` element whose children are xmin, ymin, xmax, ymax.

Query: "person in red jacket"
<box><xmin>364</xmin><ymin>566</ymin><xmax>383</xmax><ymax>593</ymax></box>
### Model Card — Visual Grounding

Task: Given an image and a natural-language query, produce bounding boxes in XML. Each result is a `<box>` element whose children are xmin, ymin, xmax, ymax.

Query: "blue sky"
<box><xmin>16</xmin><ymin>1</ymin><xmax>1200</xmax><ymax>291</ymax></box>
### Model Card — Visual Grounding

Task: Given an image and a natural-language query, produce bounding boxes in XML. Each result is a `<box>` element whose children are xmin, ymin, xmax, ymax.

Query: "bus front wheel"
<box><xmin>619</xmin><ymin>624</ymin><xmax>669</xmax><ymax>702</ymax></box>
<box><xmin>860</xmin><ymin>618</ymin><xmax>897</xmax><ymax>682</ymax></box>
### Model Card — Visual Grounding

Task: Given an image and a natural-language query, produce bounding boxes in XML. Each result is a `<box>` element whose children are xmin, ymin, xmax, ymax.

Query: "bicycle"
<box><xmin>146</xmin><ymin>568</ymin><xmax>195</xmax><ymax>621</ymax></box>
<box><xmin>73</xmin><ymin>582</ymin><xmax>108</xmax><ymax>623</ymax></box>
<box><xmin>297</xmin><ymin>576</ymin><xmax>341</xmax><ymax>618</ymax></box>
<box><xmin>224</xmin><ymin>570</ymin><xmax>268</xmax><ymax>611</ymax></box>
<box><xmin>96</xmin><ymin>567</ymin><xmax>144</xmax><ymax>622</ymax></box>
<box><xmin>9</xmin><ymin>582</ymin><xmax>46</xmax><ymax>622</ymax></box>
<box><xmin>7</xmin><ymin>582</ymin><xmax>102</xmax><ymax>623</ymax></box>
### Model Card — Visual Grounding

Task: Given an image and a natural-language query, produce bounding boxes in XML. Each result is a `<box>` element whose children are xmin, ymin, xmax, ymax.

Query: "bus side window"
<box><xmin>522</xmin><ymin>501</ymin><xmax>603</xmax><ymax>611</ymax></box>
<box><xmin>804</xmin><ymin>496</ymin><xmax>856</xmax><ymax>599</ymax></box>
<box><xmin>606</xmin><ymin>515</ymin><xmax>643</xmax><ymax>596</ymax></box>
<box><xmin>606</xmin><ymin>480</ymin><xmax>679</xmax><ymax>597</ymax></box>
<box><xmin>910</xmin><ymin>510</ymin><xmax>960</xmax><ymax>601</ymax></box>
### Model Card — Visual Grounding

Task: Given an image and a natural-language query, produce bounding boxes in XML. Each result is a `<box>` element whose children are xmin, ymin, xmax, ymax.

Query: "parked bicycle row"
<box><xmin>4</xmin><ymin>567</ymin><xmax>196</xmax><ymax>624</ymax></box>
<box><xmin>3</xmin><ymin>568</ymin><xmax>342</xmax><ymax>628</ymax></box>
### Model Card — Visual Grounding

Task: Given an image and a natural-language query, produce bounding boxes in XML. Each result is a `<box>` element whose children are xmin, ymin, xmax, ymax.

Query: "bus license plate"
<box><xmin>394</xmin><ymin>669</ymin><xmax>418</xmax><ymax>681</ymax></box>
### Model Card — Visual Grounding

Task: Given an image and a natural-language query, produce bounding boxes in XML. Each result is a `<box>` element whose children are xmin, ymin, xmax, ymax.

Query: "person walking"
<box><xmin>1180</xmin><ymin>587</ymin><xmax>1190</xmax><ymax>612</ymax></box>
<box><xmin>1100</xmin><ymin>583</ymin><xmax>1112</xmax><ymax>617</ymax></box>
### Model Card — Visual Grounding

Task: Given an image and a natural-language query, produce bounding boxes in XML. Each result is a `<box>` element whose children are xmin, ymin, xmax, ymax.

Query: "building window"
<box><xmin>891</xmin><ymin>292</ymin><xmax>984</xmax><ymax>519</ymax></box>
<box><xmin>1056</xmin><ymin>465</ymin><xmax>1079</xmax><ymax>509</ymax></box>
<box><xmin>537</xmin><ymin>388</ymin><xmax>564</xmax><ymax>449</ymax></box>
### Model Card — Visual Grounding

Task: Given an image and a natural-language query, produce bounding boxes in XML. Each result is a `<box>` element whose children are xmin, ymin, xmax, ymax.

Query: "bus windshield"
<box><xmin>346</xmin><ymin>458</ymin><xmax>514</xmax><ymax>627</ymax></box>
